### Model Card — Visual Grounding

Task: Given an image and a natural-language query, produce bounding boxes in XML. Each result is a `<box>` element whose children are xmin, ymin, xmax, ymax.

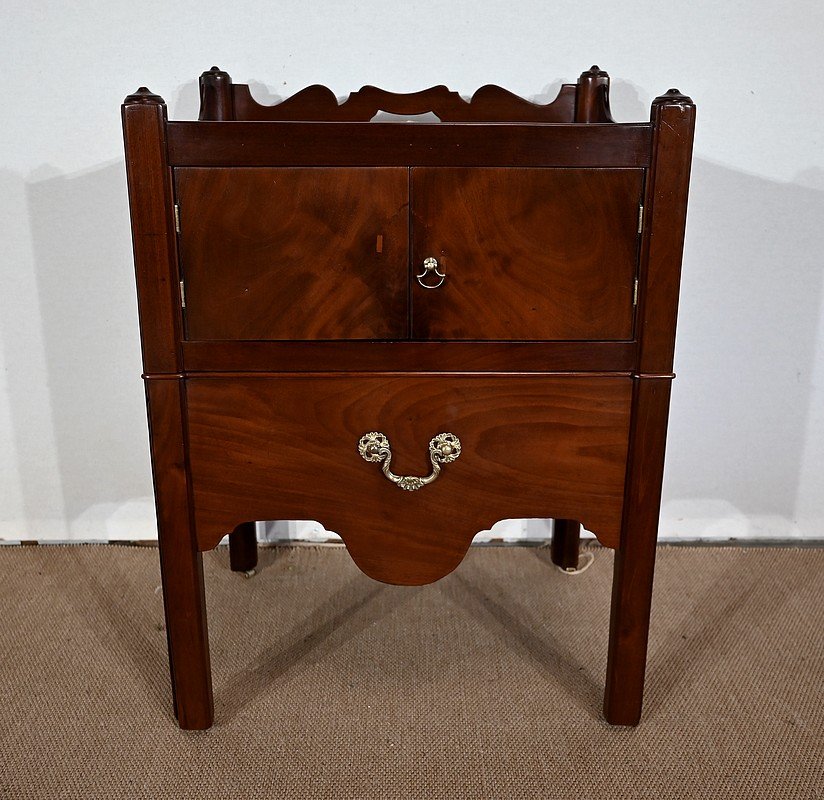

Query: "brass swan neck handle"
<box><xmin>357</xmin><ymin>431</ymin><xmax>462</xmax><ymax>491</ymax></box>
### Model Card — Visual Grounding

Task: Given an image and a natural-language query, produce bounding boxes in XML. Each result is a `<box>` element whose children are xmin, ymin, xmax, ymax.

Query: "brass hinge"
<box><xmin>633</xmin><ymin>277</ymin><xmax>639</xmax><ymax>306</ymax></box>
<box><xmin>179</xmin><ymin>280</ymin><xmax>186</xmax><ymax>309</ymax></box>
<box><xmin>174</xmin><ymin>204</ymin><xmax>180</xmax><ymax>234</ymax></box>
<box><xmin>638</xmin><ymin>204</ymin><xmax>644</xmax><ymax>234</ymax></box>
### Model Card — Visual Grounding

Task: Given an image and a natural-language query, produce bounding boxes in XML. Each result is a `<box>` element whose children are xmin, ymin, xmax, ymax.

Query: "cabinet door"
<box><xmin>411</xmin><ymin>168</ymin><xmax>644</xmax><ymax>341</ymax></box>
<box><xmin>176</xmin><ymin>168</ymin><xmax>408</xmax><ymax>340</ymax></box>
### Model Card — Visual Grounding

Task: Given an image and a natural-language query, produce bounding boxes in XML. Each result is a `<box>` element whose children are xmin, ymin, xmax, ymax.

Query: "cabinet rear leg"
<box><xmin>229</xmin><ymin>522</ymin><xmax>258</xmax><ymax>574</ymax></box>
<box><xmin>550</xmin><ymin>519</ymin><xmax>580</xmax><ymax>570</ymax></box>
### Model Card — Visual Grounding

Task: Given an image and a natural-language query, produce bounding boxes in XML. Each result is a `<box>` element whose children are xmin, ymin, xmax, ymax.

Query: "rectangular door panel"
<box><xmin>411</xmin><ymin>168</ymin><xmax>643</xmax><ymax>340</ymax></box>
<box><xmin>176</xmin><ymin>167</ymin><xmax>409</xmax><ymax>340</ymax></box>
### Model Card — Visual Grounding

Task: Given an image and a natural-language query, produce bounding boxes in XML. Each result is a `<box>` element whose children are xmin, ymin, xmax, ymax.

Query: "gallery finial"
<box><xmin>653</xmin><ymin>87</ymin><xmax>694</xmax><ymax>106</ymax></box>
<box><xmin>123</xmin><ymin>86</ymin><xmax>165</xmax><ymax>105</ymax></box>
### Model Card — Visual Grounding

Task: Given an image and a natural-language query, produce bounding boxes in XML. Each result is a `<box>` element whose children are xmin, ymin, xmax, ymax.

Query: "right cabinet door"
<box><xmin>411</xmin><ymin>168</ymin><xmax>644</xmax><ymax>341</ymax></box>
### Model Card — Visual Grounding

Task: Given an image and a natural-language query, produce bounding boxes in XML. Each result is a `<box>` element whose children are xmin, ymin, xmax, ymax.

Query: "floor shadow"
<box><xmin>217</xmin><ymin>575</ymin><xmax>410</xmax><ymax>723</ymax></box>
<box><xmin>643</xmin><ymin>548</ymin><xmax>819</xmax><ymax>720</ymax></box>
<box><xmin>440</xmin><ymin>565</ymin><xmax>603</xmax><ymax>719</ymax></box>
<box><xmin>54</xmin><ymin>546</ymin><xmax>170</xmax><ymax>710</ymax></box>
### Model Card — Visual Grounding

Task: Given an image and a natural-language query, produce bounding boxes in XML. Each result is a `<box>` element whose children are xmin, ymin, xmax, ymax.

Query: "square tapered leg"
<box><xmin>147</xmin><ymin>379</ymin><xmax>214</xmax><ymax>730</ymax></box>
<box><xmin>604</xmin><ymin>377</ymin><xmax>671</xmax><ymax>726</ymax></box>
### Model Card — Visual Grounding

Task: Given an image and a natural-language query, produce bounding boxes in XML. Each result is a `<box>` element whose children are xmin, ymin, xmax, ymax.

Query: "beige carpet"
<box><xmin>0</xmin><ymin>543</ymin><xmax>821</xmax><ymax>799</ymax></box>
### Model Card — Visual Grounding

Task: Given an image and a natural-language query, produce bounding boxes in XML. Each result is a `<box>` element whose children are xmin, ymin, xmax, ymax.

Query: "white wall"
<box><xmin>1</xmin><ymin>0</ymin><xmax>823</xmax><ymax>543</ymax></box>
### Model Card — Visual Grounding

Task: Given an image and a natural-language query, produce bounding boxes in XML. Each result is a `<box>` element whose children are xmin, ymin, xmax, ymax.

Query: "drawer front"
<box><xmin>411</xmin><ymin>168</ymin><xmax>643</xmax><ymax>340</ymax></box>
<box><xmin>175</xmin><ymin>167</ymin><xmax>409</xmax><ymax>341</ymax></box>
<box><xmin>186</xmin><ymin>375</ymin><xmax>631</xmax><ymax>585</ymax></box>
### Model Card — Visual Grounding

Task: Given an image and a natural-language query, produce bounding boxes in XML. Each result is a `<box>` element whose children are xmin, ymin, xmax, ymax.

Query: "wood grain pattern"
<box><xmin>186</xmin><ymin>375</ymin><xmax>632</xmax><ymax>584</ymax></box>
<box><xmin>231</xmin><ymin>81</ymin><xmax>580</xmax><ymax>122</ymax></box>
<box><xmin>145</xmin><ymin>378</ymin><xmax>213</xmax><ymax>729</ymax></box>
<box><xmin>176</xmin><ymin>168</ymin><xmax>409</xmax><ymax>340</ymax></box>
<box><xmin>637</xmin><ymin>90</ymin><xmax>696</xmax><ymax>373</ymax></box>
<box><xmin>604</xmin><ymin>376</ymin><xmax>672</xmax><ymax>725</ymax></box>
<box><xmin>197</xmin><ymin>66</ymin><xmax>266</xmax><ymax>573</ymax></box>
<box><xmin>121</xmin><ymin>90</ymin><xmax>182</xmax><ymax>373</ymax></box>
<box><xmin>411</xmin><ymin>168</ymin><xmax>643</xmax><ymax>340</ymax></box>
<box><xmin>181</xmin><ymin>340</ymin><xmax>638</xmax><ymax>373</ymax></box>
<box><xmin>166</xmin><ymin>122</ymin><xmax>653</xmax><ymax>169</ymax></box>
<box><xmin>124</xmin><ymin>66</ymin><xmax>696</xmax><ymax>728</ymax></box>
<box><xmin>207</xmin><ymin>64</ymin><xmax>617</xmax><ymax>125</ymax></box>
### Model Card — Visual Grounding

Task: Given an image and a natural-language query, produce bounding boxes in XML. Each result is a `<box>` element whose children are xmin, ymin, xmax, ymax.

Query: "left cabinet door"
<box><xmin>175</xmin><ymin>168</ymin><xmax>409</xmax><ymax>341</ymax></box>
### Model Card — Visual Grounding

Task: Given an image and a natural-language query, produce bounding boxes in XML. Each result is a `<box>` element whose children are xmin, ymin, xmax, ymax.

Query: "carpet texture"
<box><xmin>0</xmin><ymin>543</ymin><xmax>822</xmax><ymax>799</ymax></box>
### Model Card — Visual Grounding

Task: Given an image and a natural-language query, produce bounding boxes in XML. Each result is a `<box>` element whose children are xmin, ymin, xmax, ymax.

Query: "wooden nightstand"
<box><xmin>122</xmin><ymin>66</ymin><xmax>695</xmax><ymax>730</ymax></box>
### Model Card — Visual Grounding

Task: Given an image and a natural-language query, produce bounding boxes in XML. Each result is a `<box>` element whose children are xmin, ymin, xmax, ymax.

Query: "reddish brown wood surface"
<box><xmin>186</xmin><ymin>375</ymin><xmax>632</xmax><ymax>583</ymax></box>
<box><xmin>181</xmin><ymin>340</ymin><xmax>637</xmax><ymax>373</ymax></box>
<box><xmin>145</xmin><ymin>379</ymin><xmax>213</xmax><ymax>729</ymax></box>
<box><xmin>637</xmin><ymin>91</ymin><xmax>696</xmax><ymax>373</ymax></box>
<box><xmin>204</xmin><ymin>65</ymin><xmax>610</xmax><ymax>124</ymax></box>
<box><xmin>122</xmin><ymin>90</ymin><xmax>182</xmax><ymax>373</ymax></box>
<box><xmin>124</xmin><ymin>66</ymin><xmax>696</xmax><ymax>729</ymax></box>
<box><xmin>176</xmin><ymin>167</ymin><xmax>409</xmax><ymax>340</ymax></box>
<box><xmin>229</xmin><ymin>522</ymin><xmax>258</xmax><ymax>572</ymax></box>
<box><xmin>551</xmin><ymin>519</ymin><xmax>581</xmax><ymax>569</ymax></box>
<box><xmin>604</xmin><ymin>376</ymin><xmax>672</xmax><ymax>725</ymax></box>
<box><xmin>231</xmin><ymin>81</ymin><xmax>579</xmax><ymax>122</ymax></box>
<box><xmin>166</xmin><ymin>121</ymin><xmax>652</xmax><ymax>169</ymax></box>
<box><xmin>575</xmin><ymin>65</ymin><xmax>614</xmax><ymax>123</ymax></box>
<box><xmin>411</xmin><ymin>168</ymin><xmax>643</xmax><ymax>340</ymax></box>
<box><xmin>199</xmin><ymin>66</ymin><xmax>235</xmax><ymax>121</ymax></box>
<box><xmin>198</xmin><ymin>66</ymin><xmax>266</xmax><ymax>570</ymax></box>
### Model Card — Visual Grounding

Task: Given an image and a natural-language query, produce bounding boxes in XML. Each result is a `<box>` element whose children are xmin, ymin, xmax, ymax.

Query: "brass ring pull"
<box><xmin>358</xmin><ymin>431</ymin><xmax>461</xmax><ymax>491</ymax></box>
<box><xmin>416</xmin><ymin>257</ymin><xmax>446</xmax><ymax>289</ymax></box>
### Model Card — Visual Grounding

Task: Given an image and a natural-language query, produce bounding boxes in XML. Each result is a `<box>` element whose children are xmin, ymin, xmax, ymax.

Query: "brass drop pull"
<box><xmin>416</xmin><ymin>257</ymin><xmax>446</xmax><ymax>289</ymax></box>
<box><xmin>357</xmin><ymin>431</ymin><xmax>461</xmax><ymax>491</ymax></box>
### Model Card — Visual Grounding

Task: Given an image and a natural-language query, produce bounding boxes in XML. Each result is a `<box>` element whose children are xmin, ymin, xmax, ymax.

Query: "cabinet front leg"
<box><xmin>604</xmin><ymin>377</ymin><xmax>671</xmax><ymax>726</ymax></box>
<box><xmin>157</xmin><ymin>534</ymin><xmax>213</xmax><ymax>729</ymax></box>
<box><xmin>229</xmin><ymin>522</ymin><xmax>258</xmax><ymax>573</ymax></box>
<box><xmin>147</xmin><ymin>379</ymin><xmax>214</xmax><ymax>730</ymax></box>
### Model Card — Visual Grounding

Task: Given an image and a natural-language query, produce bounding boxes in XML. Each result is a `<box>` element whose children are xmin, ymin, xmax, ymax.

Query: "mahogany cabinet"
<box><xmin>122</xmin><ymin>66</ymin><xmax>695</xmax><ymax>729</ymax></box>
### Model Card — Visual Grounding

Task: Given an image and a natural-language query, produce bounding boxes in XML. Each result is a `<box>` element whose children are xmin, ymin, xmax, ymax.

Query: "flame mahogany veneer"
<box><xmin>122</xmin><ymin>66</ymin><xmax>695</xmax><ymax>730</ymax></box>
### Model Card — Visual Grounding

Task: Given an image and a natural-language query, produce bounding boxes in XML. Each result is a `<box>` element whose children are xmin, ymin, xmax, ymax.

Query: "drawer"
<box><xmin>186</xmin><ymin>375</ymin><xmax>632</xmax><ymax>585</ymax></box>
